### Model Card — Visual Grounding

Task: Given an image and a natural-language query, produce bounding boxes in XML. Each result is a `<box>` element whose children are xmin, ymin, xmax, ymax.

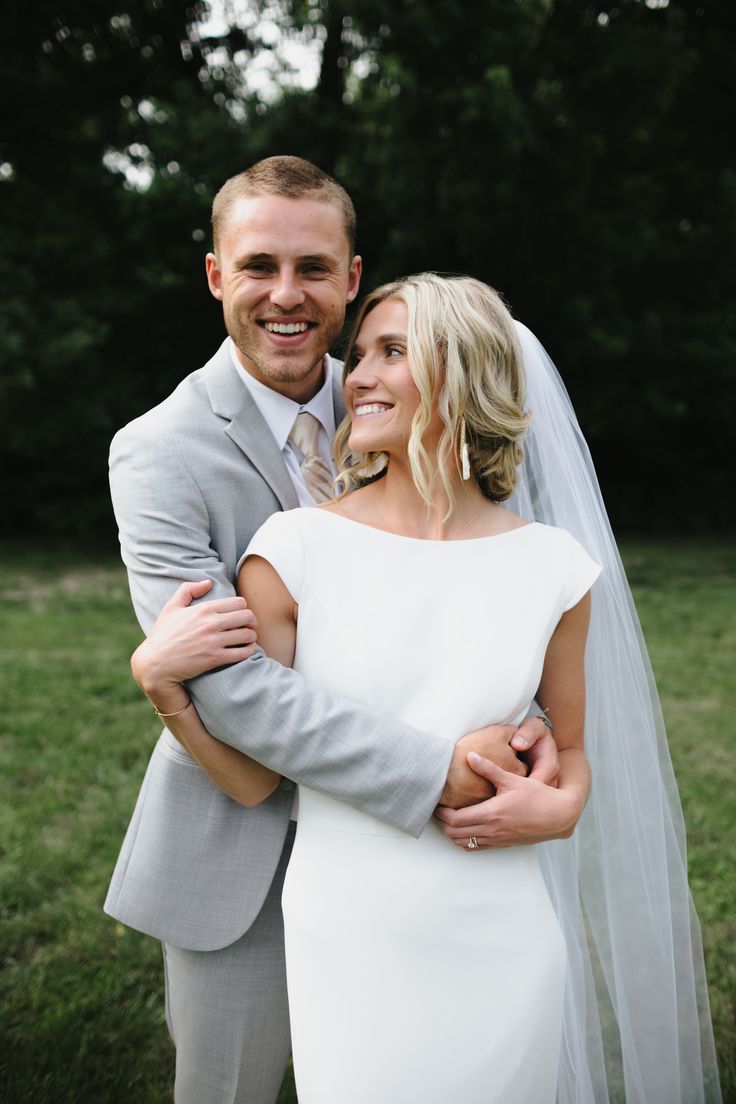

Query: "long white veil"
<box><xmin>508</xmin><ymin>322</ymin><xmax>721</xmax><ymax>1104</ymax></box>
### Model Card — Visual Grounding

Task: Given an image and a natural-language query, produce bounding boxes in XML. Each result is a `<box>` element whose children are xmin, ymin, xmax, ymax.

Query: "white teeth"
<box><xmin>264</xmin><ymin>321</ymin><xmax>309</xmax><ymax>334</ymax></box>
<box><xmin>355</xmin><ymin>404</ymin><xmax>392</xmax><ymax>417</ymax></box>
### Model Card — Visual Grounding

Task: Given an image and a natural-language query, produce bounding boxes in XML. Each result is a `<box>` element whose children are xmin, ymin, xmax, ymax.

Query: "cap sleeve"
<box><xmin>561</xmin><ymin>532</ymin><xmax>602</xmax><ymax>611</ymax></box>
<box><xmin>237</xmin><ymin>511</ymin><xmax>305</xmax><ymax>604</ymax></box>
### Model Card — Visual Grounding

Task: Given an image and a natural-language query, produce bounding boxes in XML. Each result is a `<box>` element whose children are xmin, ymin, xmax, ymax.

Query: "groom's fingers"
<box><xmin>195</xmin><ymin>596</ymin><xmax>250</xmax><ymax>615</ymax></box>
<box><xmin>216</xmin><ymin>644</ymin><xmax>256</xmax><ymax>663</ymax></box>
<box><xmin>163</xmin><ymin>583</ymin><xmax>254</xmax><ymax>615</ymax></box>
<box><xmin>220</xmin><ymin>627</ymin><xmax>258</xmax><ymax>647</ymax></box>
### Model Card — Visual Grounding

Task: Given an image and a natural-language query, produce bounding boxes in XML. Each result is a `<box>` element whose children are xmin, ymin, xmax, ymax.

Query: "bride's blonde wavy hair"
<box><xmin>334</xmin><ymin>273</ymin><xmax>530</xmax><ymax>512</ymax></box>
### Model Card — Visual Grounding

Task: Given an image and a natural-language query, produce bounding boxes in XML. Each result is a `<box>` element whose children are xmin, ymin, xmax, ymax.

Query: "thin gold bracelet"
<box><xmin>152</xmin><ymin>698</ymin><xmax>192</xmax><ymax>719</ymax></box>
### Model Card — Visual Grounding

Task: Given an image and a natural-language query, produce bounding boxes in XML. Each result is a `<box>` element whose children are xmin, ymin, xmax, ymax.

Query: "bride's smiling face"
<box><xmin>345</xmin><ymin>298</ymin><xmax>424</xmax><ymax>456</ymax></box>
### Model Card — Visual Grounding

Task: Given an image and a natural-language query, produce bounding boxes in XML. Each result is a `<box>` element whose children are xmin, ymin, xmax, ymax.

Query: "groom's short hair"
<box><xmin>212</xmin><ymin>156</ymin><xmax>357</xmax><ymax>255</ymax></box>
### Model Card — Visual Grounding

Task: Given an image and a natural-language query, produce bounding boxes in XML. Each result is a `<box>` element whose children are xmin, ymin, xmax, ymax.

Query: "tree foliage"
<box><xmin>0</xmin><ymin>0</ymin><xmax>247</xmax><ymax>533</ymax></box>
<box><xmin>1</xmin><ymin>0</ymin><xmax>734</xmax><ymax>535</ymax></box>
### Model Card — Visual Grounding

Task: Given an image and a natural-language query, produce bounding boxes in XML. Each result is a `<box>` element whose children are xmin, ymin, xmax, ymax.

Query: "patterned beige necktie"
<box><xmin>288</xmin><ymin>411</ymin><xmax>334</xmax><ymax>503</ymax></box>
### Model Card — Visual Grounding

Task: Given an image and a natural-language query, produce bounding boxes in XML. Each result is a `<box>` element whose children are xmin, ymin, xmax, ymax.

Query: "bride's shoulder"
<box><xmin>494</xmin><ymin>513</ymin><xmax>586</xmax><ymax>558</ymax></box>
<box><xmin>491</xmin><ymin>506</ymin><xmax>528</xmax><ymax>534</ymax></box>
<box><xmin>522</xmin><ymin>522</ymin><xmax>601</xmax><ymax>582</ymax></box>
<box><xmin>520</xmin><ymin>518</ymin><xmax>578</xmax><ymax>548</ymax></box>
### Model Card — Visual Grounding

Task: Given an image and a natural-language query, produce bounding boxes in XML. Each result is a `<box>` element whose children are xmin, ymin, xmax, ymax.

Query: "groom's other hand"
<box><xmin>439</xmin><ymin>723</ymin><xmax>525</xmax><ymax>810</ymax></box>
<box><xmin>438</xmin><ymin>717</ymin><xmax>558</xmax><ymax>810</ymax></box>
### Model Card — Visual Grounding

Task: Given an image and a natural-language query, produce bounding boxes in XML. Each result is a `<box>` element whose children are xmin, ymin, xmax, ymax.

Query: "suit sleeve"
<box><xmin>110</xmin><ymin>424</ymin><xmax>453</xmax><ymax>837</ymax></box>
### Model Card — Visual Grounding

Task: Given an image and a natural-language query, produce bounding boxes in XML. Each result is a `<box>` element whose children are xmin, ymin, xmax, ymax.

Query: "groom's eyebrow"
<box><xmin>300</xmin><ymin>252</ymin><xmax>339</xmax><ymax>267</ymax></box>
<box><xmin>236</xmin><ymin>251</ymin><xmax>272</xmax><ymax>264</ymax></box>
<box><xmin>234</xmin><ymin>250</ymin><xmax>338</xmax><ymax>268</ymax></box>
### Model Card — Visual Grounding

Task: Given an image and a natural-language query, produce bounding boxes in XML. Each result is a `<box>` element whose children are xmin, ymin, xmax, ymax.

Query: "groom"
<box><xmin>106</xmin><ymin>156</ymin><xmax>555</xmax><ymax>1104</ymax></box>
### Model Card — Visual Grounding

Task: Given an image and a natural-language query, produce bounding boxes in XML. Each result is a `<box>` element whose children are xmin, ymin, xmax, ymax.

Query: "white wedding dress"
<box><xmin>246</xmin><ymin>507</ymin><xmax>601</xmax><ymax>1104</ymax></box>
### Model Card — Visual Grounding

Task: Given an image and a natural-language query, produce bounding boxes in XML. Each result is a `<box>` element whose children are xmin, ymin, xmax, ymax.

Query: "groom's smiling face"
<box><xmin>206</xmin><ymin>194</ymin><xmax>362</xmax><ymax>404</ymax></box>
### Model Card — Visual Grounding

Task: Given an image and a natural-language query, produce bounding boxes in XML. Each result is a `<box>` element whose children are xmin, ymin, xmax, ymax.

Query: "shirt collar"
<box><xmin>229</xmin><ymin>338</ymin><xmax>336</xmax><ymax>450</ymax></box>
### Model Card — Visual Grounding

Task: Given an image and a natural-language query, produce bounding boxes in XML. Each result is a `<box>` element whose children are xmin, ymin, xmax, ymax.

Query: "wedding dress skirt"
<box><xmin>246</xmin><ymin>508</ymin><xmax>600</xmax><ymax>1104</ymax></box>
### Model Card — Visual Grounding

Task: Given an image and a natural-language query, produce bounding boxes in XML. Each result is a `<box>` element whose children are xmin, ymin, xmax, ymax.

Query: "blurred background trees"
<box><xmin>1</xmin><ymin>0</ymin><xmax>734</xmax><ymax>537</ymax></box>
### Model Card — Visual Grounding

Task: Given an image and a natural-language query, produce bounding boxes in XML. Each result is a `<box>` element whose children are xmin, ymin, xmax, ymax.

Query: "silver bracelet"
<box><xmin>535</xmin><ymin>709</ymin><xmax>554</xmax><ymax>733</ymax></box>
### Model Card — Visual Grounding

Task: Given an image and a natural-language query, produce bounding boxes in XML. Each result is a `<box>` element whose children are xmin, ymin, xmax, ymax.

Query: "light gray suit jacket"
<box><xmin>104</xmin><ymin>339</ymin><xmax>453</xmax><ymax>951</ymax></box>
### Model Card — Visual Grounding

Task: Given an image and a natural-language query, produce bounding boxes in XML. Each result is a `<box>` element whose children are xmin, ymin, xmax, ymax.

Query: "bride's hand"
<box><xmin>509</xmin><ymin>718</ymin><xmax>560</xmax><ymax>787</ymax></box>
<box><xmin>131</xmin><ymin>579</ymin><xmax>258</xmax><ymax>695</ymax></box>
<box><xmin>436</xmin><ymin>754</ymin><xmax>585</xmax><ymax>849</ymax></box>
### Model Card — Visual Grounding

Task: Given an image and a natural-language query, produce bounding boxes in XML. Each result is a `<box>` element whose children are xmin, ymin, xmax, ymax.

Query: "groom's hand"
<box><xmin>438</xmin><ymin>716</ymin><xmax>558</xmax><ymax>810</ymax></box>
<box><xmin>439</xmin><ymin>723</ymin><xmax>526</xmax><ymax>809</ymax></box>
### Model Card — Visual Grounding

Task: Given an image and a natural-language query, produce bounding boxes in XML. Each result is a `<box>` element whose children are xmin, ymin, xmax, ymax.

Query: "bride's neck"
<box><xmin>364</xmin><ymin>456</ymin><xmax>491</xmax><ymax>540</ymax></box>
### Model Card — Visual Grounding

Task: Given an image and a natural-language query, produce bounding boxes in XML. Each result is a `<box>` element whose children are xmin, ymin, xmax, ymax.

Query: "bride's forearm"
<box><xmin>127</xmin><ymin>592</ymin><xmax>280</xmax><ymax>807</ymax></box>
<box><xmin>145</xmin><ymin>682</ymin><xmax>281</xmax><ymax>809</ymax></box>
<box><xmin>555</xmin><ymin>748</ymin><xmax>591</xmax><ymax>832</ymax></box>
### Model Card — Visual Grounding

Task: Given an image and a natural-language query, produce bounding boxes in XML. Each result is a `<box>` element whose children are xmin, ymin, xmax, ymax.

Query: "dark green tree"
<box><xmin>2</xmin><ymin>0</ymin><xmax>734</xmax><ymax>534</ymax></box>
<box><xmin>0</xmin><ymin>0</ymin><xmax>257</xmax><ymax>535</ymax></box>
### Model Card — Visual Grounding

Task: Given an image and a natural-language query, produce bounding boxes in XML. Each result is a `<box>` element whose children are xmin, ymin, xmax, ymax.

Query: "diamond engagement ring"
<box><xmin>467</xmin><ymin>836</ymin><xmax>479</xmax><ymax>850</ymax></box>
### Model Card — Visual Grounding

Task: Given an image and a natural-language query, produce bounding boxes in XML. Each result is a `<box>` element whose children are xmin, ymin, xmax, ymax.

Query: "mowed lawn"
<box><xmin>1</xmin><ymin>539</ymin><xmax>734</xmax><ymax>1103</ymax></box>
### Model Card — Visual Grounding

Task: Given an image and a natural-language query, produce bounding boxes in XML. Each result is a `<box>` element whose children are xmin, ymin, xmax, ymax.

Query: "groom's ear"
<box><xmin>346</xmin><ymin>255</ymin><xmax>362</xmax><ymax>304</ymax></box>
<box><xmin>205</xmin><ymin>253</ymin><xmax>224</xmax><ymax>301</ymax></box>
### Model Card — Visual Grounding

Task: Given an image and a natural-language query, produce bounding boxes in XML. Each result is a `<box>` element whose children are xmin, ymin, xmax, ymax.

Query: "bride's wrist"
<box><xmin>552</xmin><ymin>785</ymin><xmax>585</xmax><ymax>835</ymax></box>
<box><xmin>146</xmin><ymin>683</ymin><xmax>191</xmax><ymax>717</ymax></box>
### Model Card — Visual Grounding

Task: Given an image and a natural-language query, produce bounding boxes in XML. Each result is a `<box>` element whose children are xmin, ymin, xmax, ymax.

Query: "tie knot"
<box><xmin>288</xmin><ymin>411</ymin><xmax>322</xmax><ymax>460</ymax></box>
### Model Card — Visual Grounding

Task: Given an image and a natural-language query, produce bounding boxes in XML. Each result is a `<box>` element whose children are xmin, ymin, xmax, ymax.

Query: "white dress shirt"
<box><xmin>229</xmin><ymin>339</ymin><xmax>337</xmax><ymax>507</ymax></box>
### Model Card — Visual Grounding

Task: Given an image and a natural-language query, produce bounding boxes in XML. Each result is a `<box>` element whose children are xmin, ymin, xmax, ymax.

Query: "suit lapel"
<box><xmin>203</xmin><ymin>341</ymin><xmax>299</xmax><ymax>512</ymax></box>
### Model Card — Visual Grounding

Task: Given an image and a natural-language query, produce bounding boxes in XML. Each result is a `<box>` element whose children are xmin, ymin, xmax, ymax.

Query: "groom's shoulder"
<box><xmin>111</xmin><ymin>340</ymin><xmax>230</xmax><ymax>449</ymax></box>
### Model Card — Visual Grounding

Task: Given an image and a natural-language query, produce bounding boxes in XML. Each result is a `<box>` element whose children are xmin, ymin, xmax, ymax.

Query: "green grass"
<box><xmin>624</xmin><ymin>539</ymin><xmax>736</xmax><ymax>1099</ymax></box>
<box><xmin>1</xmin><ymin>540</ymin><xmax>734</xmax><ymax>1102</ymax></box>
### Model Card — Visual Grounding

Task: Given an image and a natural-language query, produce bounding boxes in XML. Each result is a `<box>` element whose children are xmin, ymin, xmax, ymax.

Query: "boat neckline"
<box><xmin>311</xmin><ymin>508</ymin><xmax>539</xmax><ymax>545</ymax></box>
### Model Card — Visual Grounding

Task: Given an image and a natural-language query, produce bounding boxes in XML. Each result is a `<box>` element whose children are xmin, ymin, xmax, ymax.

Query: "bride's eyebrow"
<box><xmin>351</xmin><ymin>332</ymin><xmax>407</xmax><ymax>356</ymax></box>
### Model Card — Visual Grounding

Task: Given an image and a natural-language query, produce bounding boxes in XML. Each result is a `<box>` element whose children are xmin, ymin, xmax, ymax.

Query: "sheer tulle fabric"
<box><xmin>509</xmin><ymin>322</ymin><xmax>721</xmax><ymax>1103</ymax></box>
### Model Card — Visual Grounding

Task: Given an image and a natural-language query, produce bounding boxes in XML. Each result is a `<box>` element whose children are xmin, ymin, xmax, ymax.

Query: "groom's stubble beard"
<box><xmin>223</xmin><ymin>299</ymin><xmax>345</xmax><ymax>387</ymax></box>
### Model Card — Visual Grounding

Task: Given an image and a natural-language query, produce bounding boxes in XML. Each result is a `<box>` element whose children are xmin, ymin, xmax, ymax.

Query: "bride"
<box><xmin>132</xmin><ymin>273</ymin><xmax>720</xmax><ymax>1102</ymax></box>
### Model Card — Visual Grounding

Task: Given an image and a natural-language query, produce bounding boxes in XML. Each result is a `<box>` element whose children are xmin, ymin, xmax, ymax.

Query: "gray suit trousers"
<box><xmin>163</xmin><ymin>825</ymin><xmax>296</xmax><ymax>1104</ymax></box>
